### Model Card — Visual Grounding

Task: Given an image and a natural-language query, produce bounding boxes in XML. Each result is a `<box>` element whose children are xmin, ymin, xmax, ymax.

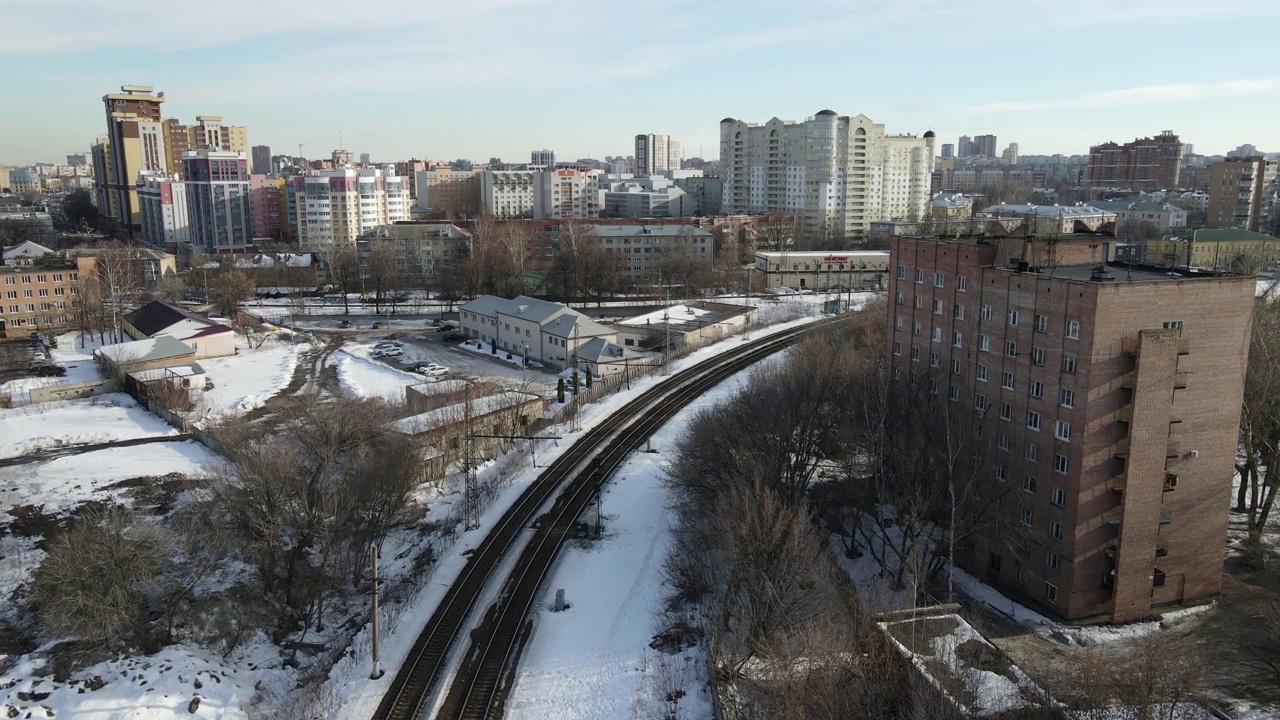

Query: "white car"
<box><xmin>414</xmin><ymin>363</ymin><xmax>449</xmax><ymax>377</ymax></box>
<box><xmin>373</xmin><ymin>347</ymin><xmax>403</xmax><ymax>358</ymax></box>
<box><xmin>374</xmin><ymin>340</ymin><xmax>403</xmax><ymax>349</ymax></box>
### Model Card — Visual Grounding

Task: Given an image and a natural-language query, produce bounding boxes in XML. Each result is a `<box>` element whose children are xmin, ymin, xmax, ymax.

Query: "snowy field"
<box><xmin>193</xmin><ymin>335</ymin><xmax>308</xmax><ymax>421</ymax></box>
<box><xmin>0</xmin><ymin>393</ymin><xmax>178</xmax><ymax>459</ymax></box>
<box><xmin>502</xmin><ymin>355</ymin><xmax>785</xmax><ymax>720</ymax></box>
<box><xmin>0</xmin><ymin>440</ymin><xmax>217</xmax><ymax>515</ymax></box>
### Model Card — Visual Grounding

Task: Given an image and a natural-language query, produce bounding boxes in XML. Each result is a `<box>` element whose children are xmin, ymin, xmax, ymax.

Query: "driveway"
<box><xmin>353</xmin><ymin>331</ymin><xmax>559</xmax><ymax>390</ymax></box>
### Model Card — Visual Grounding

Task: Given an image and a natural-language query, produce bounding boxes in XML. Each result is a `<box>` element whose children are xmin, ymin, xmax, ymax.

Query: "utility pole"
<box><xmin>462</xmin><ymin>382</ymin><xmax>480</xmax><ymax>530</ymax></box>
<box><xmin>369</xmin><ymin>541</ymin><xmax>384</xmax><ymax>679</ymax></box>
<box><xmin>662</xmin><ymin>286</ymin><xmax>672</xmax><ymax>375</ymax></box>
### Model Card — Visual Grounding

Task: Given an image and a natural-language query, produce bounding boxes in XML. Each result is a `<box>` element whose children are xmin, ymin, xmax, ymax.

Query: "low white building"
<box><xmin>612</xmin><ymin>301</ymin><xmax>758</xmax><ymax>350</ymax></box>
<box><xmin>753</xmin><ymin>250</ymin><xmax>889</xmax><ymax>291</ymax></box>
<box><xmin>458</xmin><ymin>294</ymin><xmax>618</xmax><ymax>372</ymax></box>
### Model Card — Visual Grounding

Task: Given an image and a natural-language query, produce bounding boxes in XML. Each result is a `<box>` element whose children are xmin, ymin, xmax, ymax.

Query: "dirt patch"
<box><xmin>102</xmin><ymin>472</ymin><xmax>202</xmax><ymax>515</ymax></box>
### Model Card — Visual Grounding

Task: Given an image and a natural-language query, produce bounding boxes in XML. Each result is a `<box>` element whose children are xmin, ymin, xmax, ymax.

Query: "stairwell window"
<box><xmin>1065</xmin><ymin>319</ymin><xmax>1080</xmax><ymax>339</ymax></box>
<box><xmin>895</xmin><ymin>317</ymin><xmax>904</xmax><ymax>330</ymax></box>
<box><xmin>951</xmin><ymin>359</ymin><xmax>962</xmax><ymax>374</ymax></box>
<box><xmin>1025</xmin><ymin>443</ymin><xmax>1039</xmax><ymax>462</ymax></box>
<box><xmin>1059</xmin><ymin>387</ymin><xmax>1075</xmax><ymax>408</ymax></box>
<box><xmin>914</xmin><ymin>269</ymin><xmax>924</xmax><ymax>284</ymax></box>
<box><xmin>1029</xmin><ymin>380</ymin><xmax>1044</xmax><ymax>399</ymax></box>
<box><xmin>977</xmin><ymin>364</ymin><xmax>988</xmax><ymax>382</ymax></box>
<box><xmin>1005</xmin><ymin>340</ymin><xmax>1017</xmax><ymax>358</ymax></box>
<box><xmin>1034</xmin><ymin>314</ymin><xmax>1048</xmax><ymax>333</ymax></box>
<box><xmin>1051</xmin><ymin>487</ymin><xmax>1066</xmax><ymax>507</ymax></box>
<box><xmin>1049</xmin><ymin>521</ymin><xmax>1064</xmax><ymax>541</ymax></box>
<box><xmin>893</xmin><ymin>341</ymin><xmax>902</xmax><ymax>356</ymax></box>
<box><xmin>1053</xmin><ymin>454</ymin><xmax>1069</xmax><ymax>475</ymax></box>
<box><xmin>930</xmin><ymin>351</ymin><xmax>940</xmax><ymax>368</ymax></box>
<box><xmin>934</xmin><ymin>272</ymin><xmax>945</xmax><ymax>288</ymax></box>
<box><xmin>979</xmin><ymin>335</ymin><xmax>991</xmax><ymax>352</ymax></box>
<box><xmin>981</xmin><ymin>304</ymin><xmax>993</xmax><ymax>321</ymax></box>
<box><xmin>1032</xmin><ymin>347</ymin><xmax>1046</xmax><ymax>366</ymax></box>
<box><xmin>912</xmin><ymin>321</ymin><xmax>921</xmax><ymax>336</ymax></box>
<box><xmin>931</xmin><ymin>327</ymin><xmax>942</xmax><ymax>343</ymax></box>
<box><xmin>949</xmin><ymin>385</ymin><xmax>961</xmax><ymax>401</ymax></box>
<box><xmin>911</xmin><ymin>347</ymin><xmax>920</xmax><ymax>362</ymax></box>
<box><xmin>914</xmin><ymin>296</ymin><xmax>923</xmax><ymax>310</ymax></box>
<box><xmin>1020</xmin><ymin>508</ymin><xmax>1033</xmax><ymax>526</ymax></box>
<box><xmin>1062</xmin><ymin>354</ymin><xmax>1077</xmax><ymax>374</ymax></box>
<box><xmin>895</xmin><ymin>291</ymin><xmax>904</xmax><ymax>305</ymax></box>
<box><xmin>896</xmin><ymin>264</ymin><xmax>905</xmax><ymax>280</ymax></box>
<box><xmin>957</xmin><ymin>276</ymin><xmax>968</xmax><ymax>292</ymax></box>
<box><xmin>1027</xmin><ymin>410</ymin><xmax>1041</xmax><ymax>431</ymax></box>
<box><xmin>933</xmin><ymin>299</ymin><xmax>943</xmax><ymax>315</ymax></box>
<box><xmin>1008</xmin><ymin>309</ymin><xmax>1019</xmax><ymax>327</ymax></box>
<box><xmin>997</xmin><ymin>433</ymin><xmax>1010</xmax><ymax>451</ymax></box>
<box><xmin>974</xmin><ymin>393</ymin><xmax>988</xmax><ymax>412</ymax></box>
<box><xmin>954</xmin><ymin>304</ymin><xmax>965</xmax><ymax>320</ymax></box>
<box><xmin>1046</xmin><ymin>552</ymin><xmax>1061</xmax><ymax>571</ymax></box>
<box><xmin>999</xmin><ymin>402</ymin><xmax>1013</xmax><ymax>421</ymax></box>
<box><xmin>1055</xmin><ymin>420</ymin><xmax>1072</xmax><ymax>442</ymax></box>
<box><xmin>952</xmin><ymin>332</ymin><xmax>963</xmax><ymax>348</ymax></box>
<box><xmin>1001</xmin><ymin>371</ymin><xmax>1015</xmax><ymax>390</ymax></box>
<box><xmin>1022</xmin><ymin>476</ymin><xmax>1037</xmax><ymax>493</ymax></box>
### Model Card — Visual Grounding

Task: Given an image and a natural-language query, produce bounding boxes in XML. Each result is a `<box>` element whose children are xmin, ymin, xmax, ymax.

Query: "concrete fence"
<box><xmin>1</xmin><ymin>378</ymin><xmax>119</xmax><ymax>408</ymax></box>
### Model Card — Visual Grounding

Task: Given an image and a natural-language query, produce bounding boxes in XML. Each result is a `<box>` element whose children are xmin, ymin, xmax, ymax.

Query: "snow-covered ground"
<box><xmin>0</xmin><ymin>440</ymin><xmax>217</xmax><ymax>515</ymax></box>
<box><xmin>0</xmin><ymin>393</ymin><xmax>178</xmax><ymax>459</ymax></box>
<box><xmin>333</xmin><ymin>346</ymin><xmax>422</xmax><ymax>403</ymax></box>
<box><xmin>0</xmin><ymin>640</ymin><xmax>292</xmax><ymax>720</ymax></box>
<box><xmin>192</xmin><ymin>335</ymin><xmax>308</xmax><ymax>421</ymax></box>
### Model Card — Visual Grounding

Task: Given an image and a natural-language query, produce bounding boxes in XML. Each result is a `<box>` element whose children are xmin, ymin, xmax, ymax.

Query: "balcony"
<box><xmin>1164</xmin><ymin>472</ymin><xmax>1179</xmax><ymax>491</ymax></box>
<box><xmin>1177</xmin><ymin>338</ymin><xmax>1191</xmax><ymax>355</ymax></box>
<box><xmin>1159</xmin><ymin>510</ymin><xmax>1173</xmax><ymax>525</ymax></box>
<box><xmin>1116</xmin><ymin>406</ymin><xmax>1133</xmax><ymax>423</ymax></box>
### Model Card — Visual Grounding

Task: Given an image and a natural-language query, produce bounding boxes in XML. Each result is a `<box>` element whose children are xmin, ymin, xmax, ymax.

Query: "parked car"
<box><xmin>371</xmin><ymin>322</ymin><xmax>383</xmax><ymax>330</ymax></box>
<box><xmin>339</xmin><ymin>320</ymin><xmax>351</xmax><ymax>328</ymax></box>
<box><xmin>373</xmin><ymin>347</ymin><xmax>403</xmax><ymax>358</ymax></box>
<box><xmin>374</xmin><ymin>340</ymin><xmax>403</xmax><ymax>349</ymax></box>
<box><xmin>412</xmin><ymin>363</ymin><xmax>449</xmax><ymax>377</ymax></box>
<box><xmin>443</xmin><ymin>332</ymin><xmax>465</xmax><ymax>343</ymax></box>
<box><xmin>33</xmin><ymin>365</ymin><xmax>66</xmax><ymax>377</ymax></box>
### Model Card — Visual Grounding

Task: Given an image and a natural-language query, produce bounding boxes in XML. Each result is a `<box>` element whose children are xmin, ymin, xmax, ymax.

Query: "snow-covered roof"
<box><xmin>542</xmin><ymin>313</ymin><xmax>615</xmax><ymax>339</ymax></box>
<box><xmin>620</xmin><ymin>304</ymin><xmax>714</xmax><ymax>327</ymax></box>
<box><xmin>392</xmin><ymin>392</ymin><xmax>541</xmax><ymax>436</ymax></box>
<box><xmin>575</xmin><ymin>337</ymin><xmax>639</xmax><ymax>364</ymax></box>
<box><xmin>979</xmin><ymin>203</ymin><xmax>1115</xmax><ymax>219</ymax></box>
<box><xmin>2</xmin><ymin>240</ymin><xmax>54</xmax><ymax>260</ymax></box>
<box><xmin>96</xmin><ymin>335</ymin><xmax>196</xmax><ymax>365</ymax></box>
<box><xmin>128</xmin><ymin>363</ymin><xmax>206</xmax><ymax>381</ymax></box>
<box><xmin>408</xmin><ymin>379</ymin><xmax>471</xmax><ymax>396</ymax></box>
<box><xmin>754</xmin><ymin>250</ymin><xmax>889</xmax><ymax>261</ymax></box>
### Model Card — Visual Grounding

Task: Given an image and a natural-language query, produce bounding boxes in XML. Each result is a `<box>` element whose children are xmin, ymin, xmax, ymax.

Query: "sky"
<box><xmin>1</xmin><ymin>0</ymin><xmax>1278</xmax><ymax>166</ymax></box>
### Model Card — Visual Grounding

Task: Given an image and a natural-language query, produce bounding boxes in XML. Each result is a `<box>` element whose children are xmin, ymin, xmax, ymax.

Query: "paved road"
<box><xmin>0</xmin><ymin>433</ymin><xmax>195</xmax><ymax>468</ymax></box>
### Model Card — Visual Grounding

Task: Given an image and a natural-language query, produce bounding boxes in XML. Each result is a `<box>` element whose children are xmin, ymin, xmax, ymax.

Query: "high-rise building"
<box><xmin>889</xmin><ymin>225</ymin><xmax>1255</xmax><ymax>622</ymax></box>
<box><xmin>635</xmin><ymin>134</ymin><xmax>681</xmax><ymax>176</ymax></box>
<box><xmin>941</xmin><ymin>144</ymin><xmax>955</xmax><ymax>159</ymax></box>
<box><xmin>414</xmin><ymin>168</ymin><xmax>481</xmax><ymax>217</ymax></box>
<box><xmin>288</xmin><ymin>167</ymin><xmax>409</xmax><ymax>251</ymax></box>
<box><xmin>98</xmin><ymin>85</ymin><xmax>168</xmax><ymax>230</ymax></box>
<box><xmin>534</xmin><ymin>168</ymin><xmax>603</xmax><ymax>219</ymax></box>
<box><xmin>248</xmin><ymin>175</ymin><xmax>286</xmax><ymax>241</ymax></box>
<box><xmin>182</xmin><ymin>150</ymin><xmax>254</xmax><ymax>253</ymax></box>
<box><xmin>65</xmin><ymin>154</ymin><xmax>88</xmax><ymax>167</ymax></box>
<box><xmin>958</xmin><ymin>136</ymin><xmax>974</xmax><ymax>158</ymax></box>
<box><xmin>1002</xmin><ymin>143</ymin><xmax>1019</xmax><ymax>165</ymax></box>
<box><xmin>251</xmin><ymin>145</ymin><xmax>273</xmax><ymax>176</ymax></box>
<box><xmin>719</xmin><ymin>111</ymin><xmax>934</xmax><ymax>239</ymax></box>
<box><xmin>1207</xmin><ymin>157</ymin><xmax>1279</xmax><ymax>233</ymax></box>
<box><xmin>359</xmin><ymin>153</ymin><xmax>371</xmax><ymax>165</ymax></box>
<box><xmin>1088</xmin><ymin>131</ymin><xmax>1183</xmax><ymax>190</ymax></box>
<box><xmin>480</xmin><ymin>170</ymin><xmax>537</xmax><ymax>218</ymax></box>
<box><xmin>163</xmin><ymin>116</ymin><xmax>249</xmax><ymax>175</ymax></box>
<box><xmin>137</xmin><ymin>171</ymin><xmax>191</xmax><ymax>250</ymax></box>
<box><xmin>974</xmin><ymin>134</ymin><xmax>998</xmax><ymax>158</ymax></box>
<box><xmin>1226</xmin><ymin>144</ymin><xmax>1260</xmax><ymax>159</ymax></box>
<box><xmin>530</xmin><ymin>149</ymin><xmax>556</xmax><ymax>168</ymax></box>
<box><xmin>332</xmin><ymin>149</ymin><xmax>354</xmax><ymax>167</ymax></box>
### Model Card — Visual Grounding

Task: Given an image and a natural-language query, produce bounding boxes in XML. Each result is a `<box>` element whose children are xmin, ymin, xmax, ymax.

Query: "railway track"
<box><xmin>372</xmin><ymin>317</ymin><xmax>842</xmax><ymax>720</ymax></box>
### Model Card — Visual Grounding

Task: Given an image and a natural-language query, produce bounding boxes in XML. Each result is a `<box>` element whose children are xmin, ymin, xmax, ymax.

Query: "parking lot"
<box><xmin>357</xmin><ymin>330</ymin><xmax>559</xmax><ymax>390</ymax></box>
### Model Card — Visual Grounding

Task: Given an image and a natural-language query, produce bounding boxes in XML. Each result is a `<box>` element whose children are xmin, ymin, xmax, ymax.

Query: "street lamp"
<box><xmin>522</xmin><ymin>342</ymin><xmax>530</xmax><ymax>367</ymax></box>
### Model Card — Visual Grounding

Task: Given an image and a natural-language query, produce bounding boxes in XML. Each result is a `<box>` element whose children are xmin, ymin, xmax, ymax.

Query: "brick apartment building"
<box><xmin>0</xmin><ymin>255</ymin><xmax>92</xmax><ymax>337</ymax></box>
<box><xmin>1088</xmin><ymin>131</ymin><xmax>1183</xmax><ymax>191</ymax></box>
<box><xmin>888</xmin><ymin>231</ymin><xmax>1254</xmax><ymax>622</ymax></box>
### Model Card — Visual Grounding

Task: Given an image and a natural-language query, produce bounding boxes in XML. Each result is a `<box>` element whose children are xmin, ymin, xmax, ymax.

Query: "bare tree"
<box><xmin>1236</xmin><ymin>298</ymin><xmax>1280</xmax><ymax>557</ymax></box>
<box><xmin>73</xmin><ymin>269</ymin><xmax>107</xmax><ymax>346</ymax></box>
<box><xmin>28</xmin><ymin>506</ymin><xmax>169</xmax><ymax>647</ymax></box>
<box><xmin>156</xmin><ymin>273</ymin><xmax>188</xmax><ymax>303</ymax></box>
<box><xmin>365</xmin><ymin>240</ymin><xmax>404</xmax><ymax>315</ymax></box>
<box><xmin>93</xmin><ymin>242</ymin><xmax>145</xmax><ymax>342</ymax></box>
<box><xmin>755</xmin><ymin>212</ymin><xmax>800</xmax><ymax>253</ymax></box>
<box><xmin>208</xmin><ymin>268</ymin><xmax>257</xmax><ymax>320</ymax></box>
<box><xmin>320</xmin><ymin>246</ymin><xmax>361</xmax><ymax>315</ymax></box>
<box><xmin>497</xmin><ymin>221</ymin><xmax>532</xmax><ymax>296</ymax></box>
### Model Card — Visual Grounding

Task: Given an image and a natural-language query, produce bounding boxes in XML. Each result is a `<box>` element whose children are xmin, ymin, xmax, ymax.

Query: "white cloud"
<box><xmin>969</xmin><ymin>79</ymin><xmax>1280</xmax><ymax>113</ymax></box>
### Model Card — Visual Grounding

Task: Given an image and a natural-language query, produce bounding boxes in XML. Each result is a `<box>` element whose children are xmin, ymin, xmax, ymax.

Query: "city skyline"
<box><xmin>2</xmin><ymin>0</ymin><xmax>1279</xmax><ymax>166</ymax></box>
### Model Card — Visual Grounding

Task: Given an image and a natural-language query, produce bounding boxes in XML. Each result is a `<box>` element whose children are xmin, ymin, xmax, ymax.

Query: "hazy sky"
<box><xmin>2</xmin><ymin>0</ymin><xmax>1278</xmax><ymax>166</ymax></box>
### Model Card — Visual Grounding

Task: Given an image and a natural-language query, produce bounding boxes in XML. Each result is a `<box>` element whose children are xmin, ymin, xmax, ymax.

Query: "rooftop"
<box><xmin>979</xmin><ymin>203</ymin><xmax>1115</xmax><ymax>219</ymax></box>
<box><xmin>587</xmin><ymin>224</ymin><xmax>713</xmax><ymax>238</ymax></box>
<box><xmin>392</xmin><ymin>392</ymin><xmax>541</xmax><ymax>436</ymax></box>
<box><xmin>618</xmin><ymin>301</ymin><xmax>754</xmax><ymax>331</ymax></box>
<box><xmin>96</xmin><ymin>335</ymin><xmax>196</xmax><ymax>364</ymax></box>
<box><xmin>1192</xmin><ymin>228</ymin><xmax>1278</xmax><ymax>244</ymax></box>
<box><xmin>1084</xmin><ymin>200</ymin><xmax>1186</xmax><ymax>214</ymax></box>
<box><xmin>1008</xmin><ymin>262</ymin><xmax>1238</xmax><ymax>283</ymax></box>
<box><xmin>754</xmin><ymin>250</ymin><xmax>888</xmax><ymax>260</ymax></box>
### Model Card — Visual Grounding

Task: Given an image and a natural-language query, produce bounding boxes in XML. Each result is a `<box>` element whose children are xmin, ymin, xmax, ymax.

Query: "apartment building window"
<box><xmin>973</xmin><ymin>424</ymin><xmax>985</xmax><ymax>440</ymax></box>
<box><xmin>1023</xmin><ymin>476</ymin><xmax>1037</xmax><ymax>493</ymax></box>
<box><xmin>1051</xmin><ymin>487</ymin><xmax>1066</xmax><ymax>507</ymax></box>
<box><xmin>1162</xmin><ymin>320</ymin><xmax>1183</xmax><ymax>331</ymax></box>
<box><xmin>914</xmin><ymin>296</ymin><xmax>923</xmax><ymax>310</ymax></box>
<box><xmin>892</xmin><ymin>367</ymin><xmax>901</xmax><ymax>380</ymax></box>
<box><xmin>36</xmin><ymin>274</ymin><xmax>47</xmax><ymax>283</ymax></box>
<box><xmin>1055</xmin><ymin>421</ymin><xmax>1072</xmax><ymax>442</ymax></box>
<box><xmin>1062</xmin><ymin>354</ymin><xmax>1077</xmax><ymax>374</ymax></box>
<box><xmin>1053</xmin><ymin>454</ymin><xmax>1069</xmax><ymax>474</ymax></box>
<box><xmin>1027</xmin><ymin>411</ymin><xmax>1041</xmax><ymax>431</ymax></box>
<box><xmin>895</xmin><ymin>317</ymin><xmax>904</xmax><ymax>330</ymax></box>
<box><xmin>1025</xmin><ymin>443</ymin><xmax>1039</xmax><ymax>461</ymax></box>
<box><xmin>37</xmin><ymin>289</ymin><xmax>48</xmax><ymax>298</ymax></box>
<box><xmin>4</xmin><ymin>291</ymin><xmax>13</xmax><ymax>299</ymax></box>
<box><xmin>912</xmin><ymin>321</ymin><xmax>921</xmax><ymax>336</ymax></box>
<box><xmin>933</xmin><ymin>299</ymin><xmax>943</xmax><ymax>315</ymax></box>
<box><xmin>1046</xmin><ymin>552</ymin><xmax>1061</xmax><ymax>571</ymax></box>
<box><xmin>53</xmin><ymin>274</ymin><xmax>63</xmax><ymax>282</ymax></box>
<box><xmin>1049</xmin><ymin>521</ymin><xmax>1064</xmax><ymax>541</ymax></box>
<box><xmin>974</xmin><ymin>394</ymin><xmax>988</xmax><ymax>412</ymax></box>
<box><xmin>1031</xmin><ymin>347</ymin><xmax>1046</xmax><ymax>366</ymax></box>
<box><xmin>3</xmin><ymin>277</ymin><xmax>12</xmax><ymax>285</ymax></box>
<box><xmin>979</xmin><ymin>335</ymin><xmax>991</xmax><ymax>352</ymax></box>
<box><xmin>1045</xmin><ymin>582</ymin><xmax>1059</xmax><ymax>603</ymax></box>
<box><xmin>892</xmin><ymin>341</ymin><xmax>902</xmax><ymax>356</ymax></box>
<box><xmin>1007</xmin><ymin>309</ymin><xmax>1019</xmax><ymax>327</ymax></box>
<box><xmin>954</xmin><ymin>304</ymin><xmax>965</xmax><ymax>320</ymax></box>
<box><xmin>931</xmin><ymin>328</ymin><xmax>942</xmax><ymax>343</ymax></box>
<box><xmin>896</xmin><ymin>264</ymin><xmax>905</xmax><ymax>280</ymax></box>
<box><xmin>1005</xmin><ymin>340</ymin><xmax>1017</xmax><ymax>358</ymax></box>
<box><xmin>1016</xmin><ymin>565</ymin><xmax>1027</xmax><ymax>585</ymax></box>
<box><xmin>933</xmin><ymin>272</ymin><xmax>944</xmax><ymax>288</ymax></box>
<box><xmin>1059</xmin><ymin>387</ymin><xmax>1075</xmax><ymax>408</ymax></box>
<box><xmin>895</xmin><ymin>291</ymin><xmax>904</xmax><ymax>305</ymax></box>
<box><xmin>981</xmin><ymin>304</ymin><xmax>992</xmax><ymax>321</ymax></box>
<box><xmin>1029</xmin><ymin>380</ymin><xmax>1044</xmax><ymax>399</ymax></box>
<box><xmin>949</xmin><ymin>385</ymin><xmax>961</xmax><ymax>401</ymax></box>
<box><xmin>1001</xmin><ymin>371</ymin><xmax>1015</xmax><ymax>390</ymax></box>
<box><xmin>930</xmin><ymin>351</ymin><xmax>940</xmax><ymax>368</ymax></box>
<box><xmin>952</xmin><ymin>332</ymin><xmax>963</xmax><ymax>348</ymax></box>
<box><xmin>21</xmin><ymin>276</ymin><xmax>31</xmax><ymax>284</ymax></box>
<box><xmin>956</xmin><ymin>276</ymin><xmax>968</xmax><ymax>292</ymax></box>
<box><xmin>951</xmin><ymin>359</ymin><xmax>962</xmax><ymax>375</ymax></box>
<box><xmin>53</xmin><ymin>287</ymin><xmax>64</xmax><ymax>296</ymax></box>
<box><xmin>997</xmin><ymin>433</ymin><xmax>1010</xmax><ymax>451</ymax></box>
<box><xmin>914</xmin><ymin>269</ymin><xmax>924</xmax><ymax>284</ymax></box>
<box><xmin>1020</xmin><ymin>508</ymin><xmax>1033</xmax><ymax>526</ymax></box>
<box><xmin>1034</xmin><ymin>314</ymin><xmax>1047</xmax><ymax>333</ymax></box>
<box><xmin>1065</xmin><ymin>319</ymin><xmax>1080</xmax><ymax>339</ymax></box>
<box><xmin>999</xmin><ymin>402</ymin><xmax>1013</xmax><ymax>421</ymax></box>
<box><xmin>22</xmin><ymin>290</ymin><xmax>32</xmax><ymax>298</ymax></box>
<box><xmin>997</xmin><ymin>465</ymin><xmax>1009</xmax><ymax>482</ymax></box>
<box><xmin>976</xmin><ymin>364</ymin><xmax>988</xmax><ymax>382</ymax></box>
<box><xmin>911</xmin><ymin>347</ymin><xmax>921</xmax><ymax>362</ymax></box>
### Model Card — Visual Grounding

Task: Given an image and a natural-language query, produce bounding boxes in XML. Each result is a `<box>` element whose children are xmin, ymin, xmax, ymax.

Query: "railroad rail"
<box><xmin>372</xmin><ymin>317</ymin><xmax>842</xmax><ymax>720</ymax></box>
